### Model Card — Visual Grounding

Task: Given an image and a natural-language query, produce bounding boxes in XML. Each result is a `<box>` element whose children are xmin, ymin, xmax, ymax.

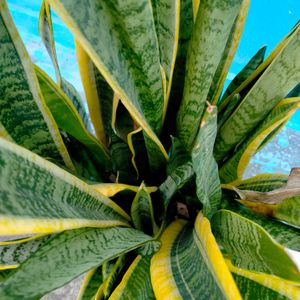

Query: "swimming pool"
<box><xmin>6</xmin><ymin>0</ymin><xmax>300</xmax><ymax>175</ymax></box>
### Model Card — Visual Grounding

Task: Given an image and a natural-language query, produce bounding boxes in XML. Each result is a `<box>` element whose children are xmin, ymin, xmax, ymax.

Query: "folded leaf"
<box><xmin>212</xmin><ymin>210</ymin><xmax>300</xmax><ymax>282</ymax></box>
<box><xmin>92</xmin><ymin>183</ymin><xmax>157</xmax><ymax>198</ymax></box>
<box><xmin>0</xmin><ymin>137</ymin><xmax>129</xmax><ymax>235</ymax></box>
<box><xmin>131</xmin><ymin>183</ymin><xmax>158</xmax><ymax>236</ymax></box>
<box><xmin>215</xmin><ymin>24</ymin><xmax>300</xmax><ymax>161</ymax></box>
<box><xmin>35</xmin><ymin>65</ymin><xmax>111</xmax><ymax>172</ymax></box>
<box><xmin>0</xmin><ymin>227</ymin><xmax>153</xmax><ymax>299</ymax></box>
<box><xmin>219</xmin><ymin>98</ymin><xmax>300</xmax><ymax>183</ymax></box>
<box><xmin>110</xmin><ymin>255</ymin><xmax>155</xmax><ymax>300</ymax></box>
<box><xmin>0</xmin><ymin>0</ymin><xmax>73</xmax><ymax>169</ymax></box>
<box><xmin>176</xmin><ymin>0</ymin><xmax>243</xmax><ymax>150</ymax></box>
<box><xmin>192</xmin><ymin>106</ymin><xmax>221</xmax><ymax>217</ymax></box>
<box><xmin>150</xmin><ymin>212</ymin><xmax>241</xmax><ymax>299</ymax></box>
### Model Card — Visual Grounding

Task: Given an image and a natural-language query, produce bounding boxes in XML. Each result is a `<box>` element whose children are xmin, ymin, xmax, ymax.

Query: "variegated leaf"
<box><xmin>219</xmin><ymin>98</ymin><xmax>300</xmax><ymax>183</ymax></box>
<box><xmin>150</xmin><ymin>212</ymin><xmax>242</xmax><ymax>299</ymax></box>
<box><xmin>0</xmin><ymin>227</ymin><xmax>153</xmax><ymax>299</ymax></box>
<box><xmin>0</xmin><ymin>0</ymin><xmax>73</xmax><ymax>169</ymax></box>
<box><xmin>176</xmin><ymin>0</ymin><xmax>243</xmax><ymax>150</ymax></box>
<box><xmin>212</xmin><ymin>210</ymin><xmax>300</xmax><ymax>281</ymax></box>
<box><xmin>192</xmin><ymin>106</ymin><xmax>221</xmax><ymax>217</ymax></box>
<box><xmin>0</xmin><ymin>137</ymin><xmax>129</xmax><ymax>235</ymax></box>
<box><xmin>215</xmin><ymin>23</ymin><xmax>300</xmax><ymax>161</ymax></box>
<box><xmin>35</xmin><ymin>65</ymin><xmax>111</xmax><ymax>173</ymax></box>
<box><xmin>109</xmin><ymin>255</ymin><xmax>155</xmax><ymax>300</ymax></box>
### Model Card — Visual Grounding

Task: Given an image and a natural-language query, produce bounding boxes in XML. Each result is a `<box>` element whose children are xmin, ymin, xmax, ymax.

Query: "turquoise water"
<box><xmin>6</xmin><ymin>0</ymin><xmax>300</xmax><ymax>175</ymax></box>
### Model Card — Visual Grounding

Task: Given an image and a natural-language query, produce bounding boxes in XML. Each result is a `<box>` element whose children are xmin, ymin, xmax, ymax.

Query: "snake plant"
<box><xmin>0</xmin><ymin>0</ymin><xmax>300</xmax><ymax>299</ymax></box>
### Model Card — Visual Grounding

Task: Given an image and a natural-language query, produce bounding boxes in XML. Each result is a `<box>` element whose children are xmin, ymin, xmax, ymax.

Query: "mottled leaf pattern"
<box><xmin>77</xmin><ymin>267</ymin><xmax>103</xmax><ymax>300</ymax></box>
<box><xmin>220</xmin><ymin>46</ymin><xmax>266</xmax><ymax>104</ymax></box>
<box><xmin>228</xmin><ymin>260</ymin><xmax>300</xmax><ymax>300</ymax></box>
<box><xmin>192</xmin><ymin>106</ymin><xmax>221</xmax><ymax>217</ymax></box>
<box><xmin>212</xmin><ymin>210</ymin><xmax>300</xmax><ymax>281</ymax></box>
<box><xmin>0</xmin><ymin>137</ymin><xmax>129</xmax><ymax>234</ymax></box>
<box><xmin>131</xmin><ymin>184</ymin><xmax>158</xmax><ymax>236</ymax></box>
<box><xmin>209</xmin><ymin>0</ymin><xmax>250</xmax><ymax>105</ymax></box>
<box><xmin>151</xmin><ymin>0</ymin><xmax>180</xmax><ymax>112</ymax></box>
<box><xmin>176</xmin><ymin>0</ymin><xmax>243</xmax><ymax>150</ymax></box>
<box><xmin>0</xmin><ymin>227</ymin><xmax>153</xmax><ymax>299</ymax></box>
<box><xmin>0</xmin><ymin>235</ymin><xmax>53</xmax><ymax>268</ymax></box>
<box><xmin>110</xmin><ymin>255</ymin><xmax>155</xmax><ymax>300</ymax></box>
<box><xmin>215</xmin><ymin>25</ymin><xmax>300</xmax><ymax>161</ymax></box>
<box><xmin>35</xmin><ymin>65</ymin><xmax>111</xmax><ymax>172</ymax></box>
<box><xmin>49</xmin><ymin>0</ymin><xmax>168</xmax><ymax>165</ymax></box>
<box><xmin>151</xmin><ymin>212</ymin><xmax>241</xmax><ymax>300</ymax></box>
<box><xmin>0</xmin><ymin>1</ymin><xmax>73</xmax><ymax>169</ymax></box>
<box><xmin>221</xmin><ymin>199</ymin><xmax>300</xmax><ymax>252</ymax></box>
<box><xmin>219</xmin><ymin>98</ymin><xmax>300</xmax><ymax>183</ymax></box>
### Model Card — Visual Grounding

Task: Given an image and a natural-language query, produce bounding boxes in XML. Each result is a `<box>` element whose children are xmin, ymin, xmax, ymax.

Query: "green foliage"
<box><xmin>0</xmin><ymin>0</ymin><xmax>299</xmax><ymax>299</ymax></box>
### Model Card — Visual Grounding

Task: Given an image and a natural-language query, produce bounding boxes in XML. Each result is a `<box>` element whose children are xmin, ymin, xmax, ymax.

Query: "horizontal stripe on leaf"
<box><xmin>158</xmin><ymin>136</ymin><xmax>194</xmax><ymax>212</ymax></box>
<box><xmin>110</xmin><ymin>255</ymin><xmax>155</xmax><ymax>300</ymax></box>
<box><xmin>0</xmin><ymin>234</ymin><xmax>53</xmax><ymax>268</ymax></box>
<box><xmin>192</xmin><ymin>105</ymin><xmax>221</xmax><ymax>217</ymax></box>
<box><xmin>220</xmin><ymin>46</ymin><xmax>266</xmax><ymax>105</ymax></box>
<box><xmin>220</xmin><ymin>198</ymin><xmax>300</xmax><ymax>252</ymax></box>
<box><xmin>151</xmin><ymin>0</ymin><xmax>180</xmax><ymax>115</ymax></box>
<box><xmin>227</xmin><ymin>260</ymin><xmax>300</xmax><ymax>300</ymax></box>
<box><xmin>49</xmin><ymin>0</ymin><xmax>168</xmax><ymax>166</ymax></box>
<box><xmin>209</xmin><ymin>0</ymin><xmax>250</xmax><ymax>105</ymax></box>
<box><xmin>0</xmin><ymin>1</ymin><xmax>73</xmax><ymax>169</ymax></box>
<box><xmin>162</xmin><ymin>0</ymin><xmax>194</xmax><ymax>144</ymax></box>
<box><xmin>150</xmin><ymin>212</ymin><xmax>241</xmax><ymax>300</ymax></box>
<box><xmin>218</xmin><ymin>22</ymin><xmax>300</xmax><ymax>115</ymax></box>
<box><xmin>223</xmin><ymin>173</ymin><xmax>288</xmax><ymax>192</ymax></box>
<box><xmin>0</xmin><ymin>137</ymin><xmax>129</xmax><ymax>235</ymax></box>
<box><xmin>212</xmin><ymin>210</ymin><xmax>300</xmax><ymax>282</ymax></box>
<box><xmin>0</xmin><ymin>227</ymin><xmax>153</xmax><ymax>299</ymax></box>
<box><xmin>176</xmin><ymin>0</ymin><xmax>243</xmax><ymax>150</ymax></box>
<box><xmin>35</xmin><ymin>65</ymin><xmax>111</xmax><ymax>172</ymax></box>
<box><xmin>219</xmin><ymin>98</ymin><xmax>300</xmax><ymax>183</ymax></box>
<box><xmin>215</xmin><ymin>23</ymin><xmax>300</xmax><ymax>161</ymax></box>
